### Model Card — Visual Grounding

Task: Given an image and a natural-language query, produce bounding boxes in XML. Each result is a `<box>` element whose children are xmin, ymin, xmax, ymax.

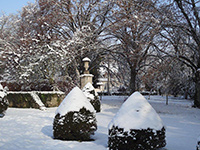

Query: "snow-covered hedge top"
<box><xmin>82</xmin><ymin>82</ymin><xmax>95</xmax><ymax>91</ymax></box>
<box><xmin>82</xmin><ymin>82</ymin><xmax>98</xmax><ymax>100</ymax></box>
<box><xmin>108</xmin><ymin>92</ymin><xmax>164</xmax><ymax>131</ymax></box>
<box><xmin>55</xmin><ymin>87</ymin><xmax>95</xmax><ymax>116</ymax></box>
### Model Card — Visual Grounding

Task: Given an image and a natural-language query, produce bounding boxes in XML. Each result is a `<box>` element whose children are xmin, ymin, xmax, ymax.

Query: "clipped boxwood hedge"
<box><xmin>108</xmin><ymin>125</ymin><xmax>166</xmax><ymax>150</ymax></box>
<box><xmin>53</xmin><ymin>107</ymin><xmax>97</xmax><ymax>141</ymax></box>
<box><xmin>82</xmin><ymin>83</ymin><xmax>101</xmax><ymax>113</ymax></box>
<box><xmin>7</xmin><ymin>93</ymin><xmax>37</xmax><ymax>108</ymax></box>
<box><xmin>89</xmin><ymin>91</ymin><xmax>101</xmax><ymax>113</ymax></box>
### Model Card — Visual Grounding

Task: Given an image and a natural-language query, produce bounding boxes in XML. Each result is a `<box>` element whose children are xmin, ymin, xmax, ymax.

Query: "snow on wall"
<box><xmin>30</xmin><ymin>92</ymin><xmax>46</xmax><ymax>111</ymax></box>
<box><xmin>108</xmin><ymin>92</ymin><xmax>164</xmax><ymax>131</ymax></box>
<box><xmin>8</xmin><ymin>91</ymin><xmax>65</xmax><ymax>94</ymax></box>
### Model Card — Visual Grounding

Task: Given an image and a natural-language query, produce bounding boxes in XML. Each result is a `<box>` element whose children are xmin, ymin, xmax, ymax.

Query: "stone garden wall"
<box><xmin>7</xmin><ymin>91</ymin><xmax>65</xmax><ymax>108</ymax></box>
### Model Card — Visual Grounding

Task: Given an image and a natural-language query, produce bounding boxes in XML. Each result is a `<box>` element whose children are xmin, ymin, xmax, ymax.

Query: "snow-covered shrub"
<box><xmin>0</xmin><ymin>84</ymin><xmax>8</xmax><ymax>118</ymax></box>
<box><xmin>82</xmin><ymin>82</ymin><xmax>101</xmax><ymax>112</ymax></box>
<box><xmin>53</xmin><ymin>87</ymin><xmax>97</xmax><ymax>141</ymax></box>
<box><xmin>108</xmin><ymin>92</ymin><xmax>166</xmax><ymax>150</ymax></box>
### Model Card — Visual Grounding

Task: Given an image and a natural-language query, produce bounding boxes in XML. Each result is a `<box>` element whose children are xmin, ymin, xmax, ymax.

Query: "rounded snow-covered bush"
<box><xmin>53</xmin><ymin>87</ymin><xmax>97</xmax><ymax>141</ymax></box>
<box><xmin>82</xmin><ymin>83</ymin><xmax>101</xmax><ymax>113</ymax></box>
<box><xmin>0</xmin><ymin>84</ymin><xmax>8</xmax><ymax>118</ymax></box>
<box><xmin>108</xmin><ymin>92</ymin><xmax>166</xmax><ymax>150</ymax></box>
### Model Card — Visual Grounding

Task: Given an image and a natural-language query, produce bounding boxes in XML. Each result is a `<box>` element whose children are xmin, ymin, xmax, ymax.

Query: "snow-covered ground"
<box><xmin>0</xmin><ymin>95</ymin><xmax>200</xmax><ymax>150</ymax></box>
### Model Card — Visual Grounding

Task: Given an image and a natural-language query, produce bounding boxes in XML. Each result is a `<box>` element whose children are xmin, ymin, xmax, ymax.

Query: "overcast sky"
<box><xmin>0</xmin><ymin>0</ymin><xmax>35</xmax><ymax>16</ymax></box>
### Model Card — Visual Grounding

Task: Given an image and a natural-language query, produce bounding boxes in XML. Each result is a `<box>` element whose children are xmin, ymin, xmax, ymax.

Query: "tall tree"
<box><xmin>37</xmin><ymin>0</ymin><xmax>112</xmax><ymax>85</ymax></box>
<box><xmin>0</xmin><ymin>0</ymin><xmax>112</xmax><ymax>91</ymax></box>
<box><xmin>156</xmin><ymin>0</ymin><xmax>200</xmax><ymax>107</ymax></box>
<box><xmin>107</xmin><ymin>0</ymin><xmax>160</xmax><ymax>94</ymax></box>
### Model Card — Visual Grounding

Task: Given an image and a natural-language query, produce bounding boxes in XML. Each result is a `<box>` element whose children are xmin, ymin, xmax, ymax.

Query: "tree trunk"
<box><xmin>129</xmin><ymin>67</ymin><xmax>137</xmax><ymax>95</ymax></box>
<box><xmin>194</xmin><ymin>71</ymin><xmax>200</xmax><ymax>108</ymax></box>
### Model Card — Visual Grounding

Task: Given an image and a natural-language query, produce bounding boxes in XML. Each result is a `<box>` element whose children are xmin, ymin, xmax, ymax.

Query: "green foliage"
<box><xmin>108</xmin><ymin>125</ymin><xmax>166</xmax><ymax>150</ymax></box>
<box><xmin>37</xmin><ymin>93</ymin><xmax>63</xmax><ymax>107</ymax></box>
<box><xmin>7</xmin><ymin>93</ymin><xmax>35</xmax><ymax>108</ymax></box>
<box><xmin>90</xmin><ymin>96</ymin><xmax>101</xmax><ymax>113</ymax></box>
<box><xmin>53</xmin><ymin>107</ymin><xmax>97</xmax><ymax>141</ymax></box>
<box><xmin>7</xmin><ymin>92</ymin><xmax>64</xmax><ymax>108</ymax></box>
<box><xmin>83</xmin><ymin>86</ymin><xmax>101</xmax><ymax>113</ymax></box>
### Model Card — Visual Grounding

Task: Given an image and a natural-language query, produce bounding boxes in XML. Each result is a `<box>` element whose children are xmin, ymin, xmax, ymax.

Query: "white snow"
<box><xmin>0</xmin><ymin>95</ymin><xmax>200</xmax><ymax>150</ymax></box>
<box><xmin>0</xmin><ymin>92</ymin><xmax>6</xmax><ymax>98</ymax></box>
<box><xmin>108</xmin><ymin>92</ymin><xmax>164</xmax><ymax>131</ymax></box>
<box><xmin>80</xmin><ymin>74</ymin><xmax>94</xmax><ymax>78</ymax></box>
<box><xmin>56</xmin><ymin>87</ymin><xmax>95</xmax><ymax>116</ymax></box>
<box><xmin>0</xmin><ymin>84</ymin><xmax>3</xmax><ymax>90</ymax></box>
<box><xmin>82</xmin><ymin>57</ymin><xmax>91</xmax><ymax>62</ymax></box>
<box><xmin>82</xmin><ymin>82</ymin><xmax>95</xmax><ymax>91</ymax></box>
<box><xmin>8</xmin><ymin>91</ymin><xmax>65</xmax><ymax>94</ymax></box>
<box><xmin>0</xmin><ymin>84</ymin><xmax>6</xmax><ymax>98</ymax></box>
<box><xmin>82</xmin><ymin>82</ymin><xmax>97</xmax><ymax>100</ymax></box>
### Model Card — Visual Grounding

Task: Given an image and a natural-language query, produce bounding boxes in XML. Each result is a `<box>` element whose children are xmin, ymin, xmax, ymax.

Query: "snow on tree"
<box><xmin>53</xmin><ymin>87</ymin><xmax>97</xmax><ymax>141</ymax></box>
<box><xmin>0</xmin><ymin>84</ymin><xmax>9</xmax><ymax>118</ymax></box>
<box><xmin>82</xmin><ymin>82</ymin><xmax>101</xmax><ymax>113</ymax></box>
<box><xmin>108</xmin><ymin>92</ymin><xmax>166</xmax><ymax>150</ymax></box>
<box><xmin>0</xmin><ymin>0</ymin><xmax>112</xmax><ymax>91</ymax></box>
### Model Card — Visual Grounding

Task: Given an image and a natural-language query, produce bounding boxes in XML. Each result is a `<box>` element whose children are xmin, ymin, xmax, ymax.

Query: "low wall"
<box><xmin>7</xmin><ymin>91</ymin><xmax>65</xmax><ymax>108</ymax></box>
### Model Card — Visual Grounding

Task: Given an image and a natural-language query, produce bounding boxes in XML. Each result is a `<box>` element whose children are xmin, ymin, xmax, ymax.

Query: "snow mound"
<box><xmin>108</xmin><ymin>91</ymin><xmax>164</xmax><ymax>131</ymax></box>
<box><xmin>56</xmin><ymin>87</ymin><xmax>95</xmax><ymax>116</ymax></box>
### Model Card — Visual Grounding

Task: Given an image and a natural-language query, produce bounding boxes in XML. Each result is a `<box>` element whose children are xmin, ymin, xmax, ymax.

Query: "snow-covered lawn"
<box><xmin>0</xmin><ymin>95</ymin><xmax>200</xmax><ymax>150</ymax></box>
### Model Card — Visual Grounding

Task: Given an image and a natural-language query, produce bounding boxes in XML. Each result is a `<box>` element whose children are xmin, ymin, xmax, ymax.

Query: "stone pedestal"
<box><xmin>80</xmin><ymin>57</ymin><xmax>93</xmax><ymax>89</ymax></box>
<box><xmin>80</xmin><ymin>74</ymin><xmax>94</xmax><ymax>89</ymax></box>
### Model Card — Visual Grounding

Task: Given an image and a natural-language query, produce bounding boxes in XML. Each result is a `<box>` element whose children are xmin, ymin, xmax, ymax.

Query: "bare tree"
<box><xmin>156</xmin><ymin>0</ymin><xmax>200</xmax><ymax>107</ymax></box>
<box><xmin>106</xmin><ymin>0</ymin><xmax>161</xmax><ymax>94</ymax></box>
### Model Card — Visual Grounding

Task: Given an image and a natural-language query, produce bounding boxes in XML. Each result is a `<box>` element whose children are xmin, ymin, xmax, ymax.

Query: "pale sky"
<box><xmin>0</xmin><ymin>0</ymin><xmax>35</xmax><ymax>16</ymax></box>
